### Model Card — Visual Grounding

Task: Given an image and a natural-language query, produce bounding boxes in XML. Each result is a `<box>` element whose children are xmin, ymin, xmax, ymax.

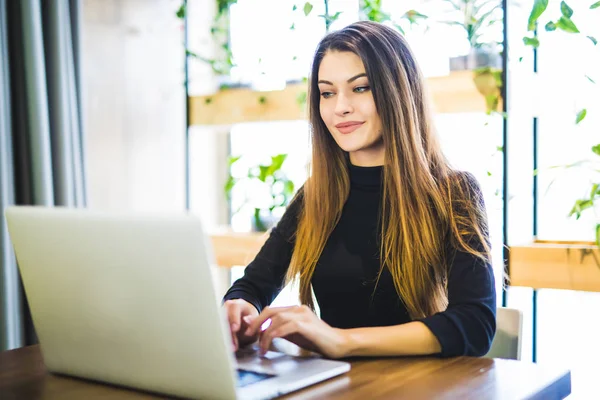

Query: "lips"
<box><xmin>335</xmin><ymin>121</ymin><xmax>364</xmax><ymax>134</ymax></box>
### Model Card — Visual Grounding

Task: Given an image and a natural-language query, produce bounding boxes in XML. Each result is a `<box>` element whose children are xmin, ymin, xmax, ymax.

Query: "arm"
<box><xmin>340</xmin><ymin>251</ymin><xmax>496</xmax><ymax>357</ymax></box>
<box><xmin>343</xmin><ymin>173</ymin><xmax>497</xmax><ymax>358</ymax></box>
<box><xmin>222</xmin><ymin>188</ymin><xmax>303</xmax><ymax>313</ymax></box>
<box><xmin>341</xmin><ymin>321</ymin><xmax>441</xmax><ymax>356</ymax></box>
<box><xmin>418</xmin><ymin>172</ymin><xmax>496</xmax><ymax>357</ymax></box>
<box><xmin>250</xmin><ymin>239</ymin><xmax>495</xmax><ymax>359</ymax></box>
<box><xmin>248</xmin><ymin>175</ymin><xmax>495</xmax><ymax>358</ymax></box>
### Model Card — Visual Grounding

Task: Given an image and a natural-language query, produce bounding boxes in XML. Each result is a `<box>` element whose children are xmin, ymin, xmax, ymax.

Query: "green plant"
<box><xmin>178</xmin><ymin>0</ymin><xmax>237</xmax><ymax>75</ymax></box>
<box><xmin>359</xmin><ymin>0</ymin><xmax>428</xmax><ymax>34</ymax></box>
<box><xmin>433</xmin><ymin>0</ymin><xmax>503</xmax><ymax>50</ymax></box>
<box><xmin>524</xmin><ymin>0</ymin><xmax>598</xmax><ymax>48</ymax></box>
<box><xmin>473</xmin><ymin>66</ymin><xmax>503</xmax><ymax>114</ymax></box>
<box><xmin>423</xmin><ymin>1</ymin><xmax>504</xmax><ymax>112</ymax></box>
<box><xmin>567</xmin><ymin>145</ymin><xmax>600</xmax><ymax>245</ymax></box>
<box><xmin>524</xmin><ymin>1</ymin><xmax>599</xmax><ymax>245</ymax></box>
<box><xmin>225</xmin><ymin>154</ymin><xmax>296</xmax><ymax>231</ymax></box>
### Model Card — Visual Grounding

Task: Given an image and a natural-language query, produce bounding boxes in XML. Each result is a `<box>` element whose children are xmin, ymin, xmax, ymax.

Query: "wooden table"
<box><xmin>0</xmin><ymin>345</ymin><xmax>570</xmax><ymax>399</ymax></box>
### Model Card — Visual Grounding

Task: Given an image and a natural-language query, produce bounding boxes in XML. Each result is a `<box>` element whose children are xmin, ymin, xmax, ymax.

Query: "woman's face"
<box><xmin>317</xmin><ymin>51</ymin><xmax>384</xmax><ymax>167</ymax></box>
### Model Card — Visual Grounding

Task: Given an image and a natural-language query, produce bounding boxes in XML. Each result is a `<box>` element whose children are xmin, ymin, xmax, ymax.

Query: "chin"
<box><xmin>333</xmin><ymin>137</ymin><xmax>366</xmax><ymax>153</ymax></box>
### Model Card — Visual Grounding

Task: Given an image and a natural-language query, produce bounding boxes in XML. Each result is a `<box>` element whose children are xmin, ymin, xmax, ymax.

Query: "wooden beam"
<box><xmin>190</xmin><ymin>83</ymin><xmax>307</xmax><ymax>126</ymax></box>
<box><xmin>210</xmin><ymin>230</ymin><xmax>267</xmax><ymax>268</ymax></box>
<box><xmin>509</xmin><ymin>242</ymin><xmax>600</xmax><ymax>292</ymax></box>
<box><xmin>189</xmin><ymin>71</ymin><xmax>492</xmax><ymax>126</ymax></box>
<box><xmin>209</xmin><ymin>232</ymin><xmax>600</xmax><ymax>294</ymax></box>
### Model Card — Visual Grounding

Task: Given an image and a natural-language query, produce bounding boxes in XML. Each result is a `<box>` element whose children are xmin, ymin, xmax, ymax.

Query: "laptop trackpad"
<box><xmin>236</xmin><ymin>369</ymin><xmax>276</xmax><ymax>387</ymax></box>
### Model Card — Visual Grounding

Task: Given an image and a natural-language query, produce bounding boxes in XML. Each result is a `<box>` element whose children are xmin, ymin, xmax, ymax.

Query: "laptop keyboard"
<box><xmin>236</xmin><ymin>369</ymin><xmax>276</xmax><ymax>387</ymax></box>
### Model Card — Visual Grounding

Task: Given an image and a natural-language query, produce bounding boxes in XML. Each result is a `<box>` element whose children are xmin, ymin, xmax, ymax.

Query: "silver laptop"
<box><xmin>5</xmin><ymin>206</ymin><xmax>350</xmax><ymax>400</ymax></box>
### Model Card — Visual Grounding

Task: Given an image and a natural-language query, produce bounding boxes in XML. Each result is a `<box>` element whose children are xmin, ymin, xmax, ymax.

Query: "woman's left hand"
<box><xmin>244</xmin><ymin>305</ymin><xmax>349</xmax><ymax>359</ymax></box>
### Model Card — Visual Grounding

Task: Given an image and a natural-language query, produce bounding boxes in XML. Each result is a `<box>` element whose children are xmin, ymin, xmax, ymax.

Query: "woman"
<box><xmin>223</xmin><ymin>21</ymin><xmax>496</xmax><ymax>359</ymax></box>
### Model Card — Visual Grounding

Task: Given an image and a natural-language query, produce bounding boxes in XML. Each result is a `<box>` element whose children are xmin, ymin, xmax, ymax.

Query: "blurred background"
<box><xmin>1</xmin><ymin>0</ymin><xmax>599</xmax><ymax>398</ymax></box>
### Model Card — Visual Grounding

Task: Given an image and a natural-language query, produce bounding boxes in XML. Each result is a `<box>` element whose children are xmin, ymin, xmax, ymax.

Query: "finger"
<box><xmin>232</xmin><ymin>330</ymin><xmax>239</xmax><ymax>351</ymax></box>
<box><xmin>247</xmin><ymin>306</ymin><xmax>287</xmax><ymax>335</ymax></box>
<box><xmin>254</xmin><ymin>312</ymin><xmax>288</xmax><ymax>340</ymax></box>
<box><xmin>242</xmin><ymin>315</ymin><xmax>255</xmax><ymax>327</ymax></box>
<box><xmin>259</xmin><ymin>320</ymin><xmax>303</xmax><ymax>355</ymax></box>
<box><xmin>225</xmin><ymin>301</ymin><xmax>242</xmax><ymax>351</ymax></box>
<box><xmin>227</xmin><ymin>302</ymin><xmax>242</xmax><ymax>333</ymax></box>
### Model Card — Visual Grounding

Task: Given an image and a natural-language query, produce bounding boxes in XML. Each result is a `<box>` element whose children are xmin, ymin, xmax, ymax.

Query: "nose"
<box><xmin>334</xmin><ymin>93</ymin><xmax>353</xmax><ymax>116</ymax></box>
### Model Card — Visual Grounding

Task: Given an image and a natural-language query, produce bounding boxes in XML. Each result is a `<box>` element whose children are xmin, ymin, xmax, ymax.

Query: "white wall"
<box><xmin>82</xmin><ymin>0</ymin><xmax>187</xmax><ymax>212</ymax></box>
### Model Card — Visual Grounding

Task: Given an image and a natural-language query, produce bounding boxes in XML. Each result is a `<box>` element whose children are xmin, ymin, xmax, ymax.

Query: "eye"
<box><xmin>354</xmin><ymin>85</ymin><xmax>370</xmax><ymax>93</ymax></box>
<box><xmin>320</xmin><ymin>91</ymin><xmax>334</xmax><ymax>99</ymax></box>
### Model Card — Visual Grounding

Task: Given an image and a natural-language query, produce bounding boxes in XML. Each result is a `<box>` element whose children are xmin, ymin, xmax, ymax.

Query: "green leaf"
<box><xmin>403</xmin><ymin>9</ymin><xmax>428</xmax><ymax>23</ymax></box>
<box><xmin>591</xmin><ymin>1</ymin><xmax>600</xmax><ymax>9</ymax></box>
<box><xmin>523</xmin><ymin>36</ymin><xmax>540</xmax><ymax>48</ymax></box>
<box><xmin>569</xmin><ymin>199</ymin><xmax>594</xmax><ymax>219</ymax></box>
<box><xmin>286</xmin><ymin>179</ymin><xmax>295</xmax><ymax>193</ymax></box>
<box><xmin>560</xmin><ymin>1</ymin><xmax>573</xmax><ymax>18</ymax></box>
<box><xmin>224</xmin><ymin>176</ymin><xmax>237</xmax><ymax>198</ymax></box>
<box><xmin>592</xmin><ymin>144</ymin><xmax>600</xmax><ymax>156</ymax></box>
<box><xmin>331</xmin><ymin>11</ymin><xmax>343</xmax><ymax>20</ymax></box>
<box><xmin>586</xmin><ymin>75</ymin><xmax>597</xmax><ymax>84</ymax></box>
<box><xmin>303</xmin><ymin>2</ymin><xmax>313</xmax><ymax>16</ymax></box>
<box><xmin>497</xmin><ymin>146</ymin><xmax>504</xmax><ymax>152</ymax></box>
<box><xmin>253</xmin><ymin>208</ymin><xmax>267</xmax><ymax>232</ymax></box>
<box><xmin>576</xmin><ymin>109</ymin><xmax>587</xmax><ymax>124</ymax></box>
<box><xmin>175</xmin><ymin>4</ymin><xmax>186</xmax><ymax>19</ymax></box>
<box><xmin>588</xmin><ymin>36</ymin><xmax>598</xmax><ymax>45</ymax></box>
<box><xmin>217</xmin><ymin>0</ymin><xmax>237</xmax><ymax>15</ymax></box>
<box><xmin>528</xmin><ymin>0</ymin><xmax>549</xmax><ymax>31</ymax></box>
<box><xmin>296</xmin><ymin>91</ymin><xmax>307</xmax><ymax>108</ymax></box>
<box><xmin>227</xmin><ymin>155</ymin><xmax>241</xmax><ymax>166</ymax></box>
<box><xmin>319</xmin><ymin>11</ymin><xmax>343</xmax><ymax>24</ymax></box>
<box><xmin>292</xmin><ymin>4</ymin><xmax>297</xmax><ymax>11</ymax></box>
<box><xmin>545</xmin><ymin>21</ymin><xmax>557</xmax><ymax>31</ymax></box>
<box><xmin>394</xmin><ymin>23</ymin><xmax>405</xmax><ymax>35</ymax></box>
<box><xmin>591</xmin><ymin>183</ymin><xmax>599</xmax><ymax>200</ymax></box>
<box><xmin>596</xmin><ymin>224</ymin><xmax>600</xmax><ymax>248</ymax></box>
<box><xmin>185</xmin><ymin>49</ymin><xmax>197</xmax><ymax>58</ymax></box>
<box><xmin>267</xmin><ymin>154</ymin><xmax>288</xmax><ymax>176</ymax></box>
<box><xmin>556</xmin><ymin>16</ymin><xmax>580</xmax><ymax>33</ymax></box>
<box><xmin>258</xmin><ymin>166</ymin><xmax>270</xmax><ymax>182</ymax></box>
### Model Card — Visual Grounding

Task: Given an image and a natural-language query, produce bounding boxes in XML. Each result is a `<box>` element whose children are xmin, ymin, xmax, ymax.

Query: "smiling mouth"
<box><xmin>335</xmin><ymin>122</ymin><xmax>364</xmax><ymax>134</ymax></box>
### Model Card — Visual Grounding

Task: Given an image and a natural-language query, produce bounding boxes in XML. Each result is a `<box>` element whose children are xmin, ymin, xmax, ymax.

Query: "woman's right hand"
<box><xmin>223</xmin><ymin>299</ymin><xmax>260</xmax><ymax>351</ymax></box>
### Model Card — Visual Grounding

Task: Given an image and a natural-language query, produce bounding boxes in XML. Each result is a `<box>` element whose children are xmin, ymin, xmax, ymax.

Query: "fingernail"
<box><xmin>243</xmin><ymin>316</ymin><xmax>253</xmax><ymax>324</ymax></box>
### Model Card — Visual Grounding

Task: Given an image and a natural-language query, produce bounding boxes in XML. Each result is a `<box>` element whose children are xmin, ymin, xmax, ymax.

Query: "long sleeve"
<box><xmin>222</xmin><ymin>189</ymin><xmax>303</xmax><ymax>313</ymax></box>
<box><xmin>420</xmin><ymin>173</ymin><xmax>497</xmax><ymax>357</ymax></box>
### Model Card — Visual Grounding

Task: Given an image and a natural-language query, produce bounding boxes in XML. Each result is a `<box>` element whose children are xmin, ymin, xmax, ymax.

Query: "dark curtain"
<box><xmin>0</xmin><ymin>0</ymin><xmax>86</xmax><ymax>351</ymax></box>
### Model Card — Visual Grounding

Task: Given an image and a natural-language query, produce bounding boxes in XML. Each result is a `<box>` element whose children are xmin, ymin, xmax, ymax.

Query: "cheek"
<box><xmin>367</xmin><ymin>105</ymin><xmax>382</xmax><ymax>133</ymax></box>
<box><xmin>319</xmin><ymin>102</ymin><xmax>333</xmax><ymax>127</ymax></box>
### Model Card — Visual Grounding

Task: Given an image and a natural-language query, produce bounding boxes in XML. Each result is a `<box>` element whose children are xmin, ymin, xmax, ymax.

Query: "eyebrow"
<box><xmin>317</xmin><ymin>73</ymin><xmax>367</xmax><ymax>85</ymax></box>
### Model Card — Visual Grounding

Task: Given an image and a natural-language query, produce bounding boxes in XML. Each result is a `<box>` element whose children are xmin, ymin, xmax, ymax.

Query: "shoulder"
<box><xmin>446</xmin><ymin>170</ymin><xmax>485</xmax><ymax>206</ymax></box>
<box><xmin>447</xmin><ymin>170</ymin><xmax>481</xmax><ymax>191</ymax></box>
<box><xmin>272</xmin><ymin>184</ymin><xmax>305</xmax><ymax>242</ymax></box>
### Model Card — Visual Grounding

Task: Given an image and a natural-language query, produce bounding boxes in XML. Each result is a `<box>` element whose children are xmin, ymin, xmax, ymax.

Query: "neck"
<box><xmin>349</xmin><ymin>150</ymin><xmax>384</xmax><ymax>167</ymax></box>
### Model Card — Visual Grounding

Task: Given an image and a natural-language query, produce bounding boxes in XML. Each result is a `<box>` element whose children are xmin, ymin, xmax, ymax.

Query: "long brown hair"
<box><xmin>286</xmin><ymin>21</ymin><xmax>491</xmax><ymax>319</ymax></box>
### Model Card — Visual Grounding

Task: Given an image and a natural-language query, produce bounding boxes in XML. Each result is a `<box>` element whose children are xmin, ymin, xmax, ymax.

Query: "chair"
<box><xmin>485</xmin><ymin>307</ymin><xmax>523</xmax><ymax>360</ymax></box>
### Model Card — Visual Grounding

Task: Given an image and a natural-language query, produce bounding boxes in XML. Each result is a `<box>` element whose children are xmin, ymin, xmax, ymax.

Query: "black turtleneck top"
<box><xmin>223</xmin><ymin>164</ymin><xmax>496</xmax><ymax>357</ymax></box>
